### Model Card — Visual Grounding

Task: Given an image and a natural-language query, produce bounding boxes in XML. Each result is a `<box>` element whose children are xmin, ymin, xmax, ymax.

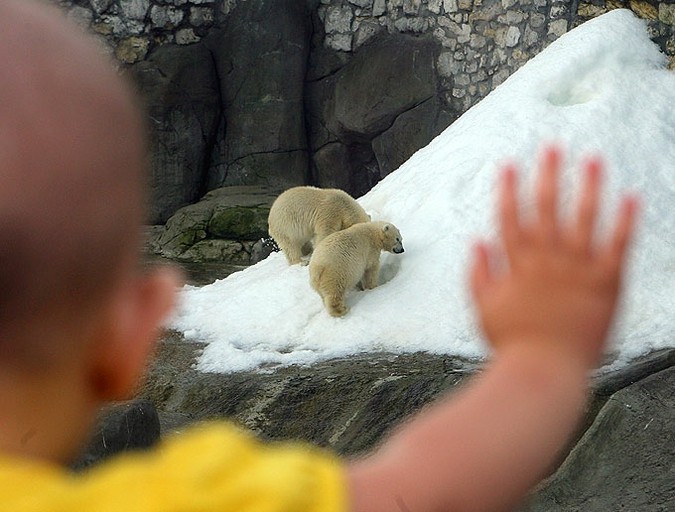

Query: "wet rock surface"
<box><xmin>137</xmin><ymin>331</ymin><xmax>668</xmax><ymax>448</ymax></box>
<box><xmin>139</xmin><ymin>330</ymin><xmax>482</xmax><ymax>455</ymax></box>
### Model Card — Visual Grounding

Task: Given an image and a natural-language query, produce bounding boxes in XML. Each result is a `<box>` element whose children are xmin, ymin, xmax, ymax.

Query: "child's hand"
<box><xmin>470</xmin><ymin>147</ymin><xmax>638</xmax><ymax>369</ymax></box>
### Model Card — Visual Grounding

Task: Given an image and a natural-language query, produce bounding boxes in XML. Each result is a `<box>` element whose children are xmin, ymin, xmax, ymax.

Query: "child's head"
<box><xmin>0</xmin><ymin>0</ymin><xmax>178</xmax><ymax>461</ymax></box>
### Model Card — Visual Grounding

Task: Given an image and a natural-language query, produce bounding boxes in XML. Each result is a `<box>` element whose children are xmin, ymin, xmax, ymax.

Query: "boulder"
<box><xmin>149</xmin><ymin>186</ymin><xmax>278</xmax><ymax>263</ymax></box>
<box><xmin>331</xmin><ymin>34</ymin><xmax>437</xmax><ymax>139</ymax></box>
<box><xmin>125</xmin><ymin>9</ymin><xmax>458</xmax><ymax>221</ymax></box>
<box><xmin>307</xmin><ymin>33</ymin><xmax>455</xmax><ymax>196</ymax></box>
<box><xmin>138</xmin><ymin>315</ymin><xmax>675</xmax><ymax>511</ymax></box>
<box><xmin>372</xmin><ymin>97</ymin><xmax>457</xmax><ymax>177</ymax></box>
<box><xmin>140</xmin><ymin>333</ymin><xmax>478</xmax><ymax>456</ymax></box>
<box><xmin>128</xmin><ymin>42</ymin><xmax>221</xmax><ymax>224</ymax></box>
<box><xmin>311</xmin><ymin>142</ymin><xmax>353</xmax><ymax>190</ymax></box>
<box><xmin>72</xmin><ymin>400</ymin><xmax>160</xmax><ymax>470</ymax></box>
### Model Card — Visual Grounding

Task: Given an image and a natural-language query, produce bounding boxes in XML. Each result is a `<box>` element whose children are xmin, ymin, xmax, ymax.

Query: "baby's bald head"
<box><xmin>0</xmin><ymin>0</ymin><xmax>147</xmax><ymax>361</ymax></box>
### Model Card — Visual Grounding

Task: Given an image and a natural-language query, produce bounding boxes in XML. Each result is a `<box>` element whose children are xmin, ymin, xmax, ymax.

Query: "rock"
<box><xmin>150</xmin><ymin>203</ymin><xmax>211</xmax><ymax>258</ymax></box>
<box><xmin>521</xmin><ymin>363</ymin><xmax>675</xmax><ymax>511</ymax></box>
<box><xmin>307</xmin><ymin>32</ymin><xmax>451</xmax><ymax>196</ymax></box>
<box><xmin>660</xmin><ymin>4</ymin><xmax>675</xmax><ymax>25</ymax></box>
<box><xmin>72</xmin><ymin>400</ymin><xmax>160</xmax><ymax>470</ymax></box>
<box><xmin>551</xmin><ymin>348</ymin><xmax>675</xmax><ymax>473</ymax></box>
<box><xmin>119</xmin><ymin>0</ymin><xmax>150</xmax><ymax>21</ymax></box>
<box><xmin>115</xmin><ymin>35</ymin><xmax>149</xmax><ymax>63</ymax></box>
<box><xmin>372</xmin><ymin>97</ymin><xmax>456</xmax><ymax>177</ymax></box>
<box><xmin>178</xmin><ymin>239</ymin><xmax>254</xmax><ymax>265</ymax></box>
<box><xmin>331</xmin><ymin>34</ymin><xmax>437</xmax><ymax>138</ymax></box>
<box><xmin>204</xmin><ymin>0</ymin><xmax>312</xmax><ymax>190</ymax></box>
<box><xmin>138</xmin><ymin>323</ymin><xmax>675</xmax><ymax>511</ymax></box>
<box><xmin>58</xmin><ymin>0</ymin><xmax>675</xmax><ymax>252</ymax></box>
<box><xmin>311</xmin><ymin>142</ymin><xmax>353</xmax><ymax>190</ymax></box>
<box><xmin>128</xmin><ymin>42</ymin><xmax>221</xmax><ymax>223</ymax></box>
<box><xmin>250</xmin><ymin>238</ymin><xmax>277</xmax><ymax>265</ymax></box>
<box><xmin>305</xmin><ymin>72</ymin><xmax>340</xmax><ymax>153</ymax></box>
<box><xmin>140</xmin><ymin>336</ymin><xmax>478</xmax><ymax>456</ymax></box>
<box><xmin>208</xmin><ymin>204</ymin><xmax>269</xmax><ymax>240</ymax></box>
<box><xmin>150</xmin><ymin>186</ymin><xmax>279</xmax><ymax>263</ymax></box>
<box><xmin>142</xmin><ymin>258</ymin><xmax>247</xmax><ymax>287</ymax></box>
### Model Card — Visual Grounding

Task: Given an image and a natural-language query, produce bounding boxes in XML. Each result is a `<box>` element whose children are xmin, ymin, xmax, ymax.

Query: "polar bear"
<box><xmin>309</xmin><ymin>221</ymin><xmax>404</xmax><ymax>317</ymax></box>
<box><xmin>268</xmin><ymin>186</ymin><xmax>370</xmax><ymax>265</ymax></box>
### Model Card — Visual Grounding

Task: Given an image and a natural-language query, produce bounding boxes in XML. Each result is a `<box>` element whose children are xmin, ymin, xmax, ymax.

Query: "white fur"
<box><xmin>268</xmin><ymin>186</ymin><xmax>370</xmax><ymax>265</ymax></box>
<box><xmin>309</xmin><ymin>221</ymin><xmax>403</xmax><ymax>317</ymax></box>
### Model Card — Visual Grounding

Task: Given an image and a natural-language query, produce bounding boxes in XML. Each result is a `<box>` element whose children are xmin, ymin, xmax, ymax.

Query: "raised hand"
<box><xmin>470</xmin><ymin>147</ymin><xmax>638</xmax><ymax>368</ymax></box>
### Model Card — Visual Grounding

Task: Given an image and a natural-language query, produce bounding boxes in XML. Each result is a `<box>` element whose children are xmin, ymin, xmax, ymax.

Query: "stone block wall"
<box><xmin>576</xmin><ymin>1</ymin><xmax>674</xmax><ymax>67</ymax></box>
<box><xmin>315</xmin><ymin>0</ymin><xmax>673</xmax><ymax>110</ymax></box>
<box><xmin>56</xmin><ymin>1</ymin><xmax>674</xmax><ymax>96</ymax></box>
<box><xmin>54</xmin><ymin>0</ymin><xmax>227</xmax><ymax>63</ymax></box>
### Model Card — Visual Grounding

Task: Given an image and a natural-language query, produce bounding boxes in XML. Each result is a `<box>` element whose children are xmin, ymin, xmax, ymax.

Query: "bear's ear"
<box><xmin>383</xmin><ymin>224</ymin><xmax>390</xmax><ymax>232</ymax></box>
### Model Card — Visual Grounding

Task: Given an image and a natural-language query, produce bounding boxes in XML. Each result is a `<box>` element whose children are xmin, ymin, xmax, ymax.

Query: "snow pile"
<box><xmin>171</xmin><ymin>10</ymin><xmax>675</xmax><ymax>373</ymax></box>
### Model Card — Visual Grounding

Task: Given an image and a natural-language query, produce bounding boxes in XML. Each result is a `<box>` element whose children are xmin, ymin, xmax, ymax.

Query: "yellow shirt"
<box><xmin>0</xmin><ymin>422</ymin><xmax>347</xmax><ymax>511</ymax></box>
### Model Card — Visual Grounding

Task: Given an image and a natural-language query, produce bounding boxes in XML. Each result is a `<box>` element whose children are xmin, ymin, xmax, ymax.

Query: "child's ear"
<box><xmin>89</xmin><ymin>266</ymin><xmax>182</xmax><ymax>402</ymax></box>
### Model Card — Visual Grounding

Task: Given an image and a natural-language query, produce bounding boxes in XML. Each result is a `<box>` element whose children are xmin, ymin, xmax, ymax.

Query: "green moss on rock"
<box><xmin>208</xmin><ymin>206</ymin><xmax>270</xmax><ymax>240</ymax></box>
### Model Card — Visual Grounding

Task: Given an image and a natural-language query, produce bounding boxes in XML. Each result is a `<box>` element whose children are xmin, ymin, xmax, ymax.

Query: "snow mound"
<box><xmin>171</xmin><ymin>10</ymin><xmax>675</xmax><ymax>374</ymax></box>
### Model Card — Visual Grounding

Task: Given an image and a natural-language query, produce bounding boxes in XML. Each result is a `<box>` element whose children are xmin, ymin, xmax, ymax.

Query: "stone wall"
<box><xmin>53</xmin><ymin>1</ymin><xmax>674</xmax><ymax>225</ymax></box>
<box><xmin>56</xmin><ymin>1</ymin><xmax>675</xmax><ymax>95</ymax></box>
<box><xmin>55</xmin><ymin>0</ymin><xmax>225</xmax><ymax>63</ymax></box>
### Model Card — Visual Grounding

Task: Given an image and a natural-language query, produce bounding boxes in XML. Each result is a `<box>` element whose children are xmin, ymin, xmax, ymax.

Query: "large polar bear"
<box><xmin>268</xmin><ymin>186</ymin><xmax>370</xmax><ymax>265</ymax></box>
<box><xmin>309</xmin><ymin>221</ymin><xmax>404</xmax><ymax>317</ymax></box>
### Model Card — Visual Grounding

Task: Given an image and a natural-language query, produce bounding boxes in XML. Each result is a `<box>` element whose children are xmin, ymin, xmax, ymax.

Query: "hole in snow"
<box><xmin>547</xmin><ymin>54</ymin><xmax>618</xmax><ymax>107</ymax></box>
<box><xmin>379</xmin><ymin>253</ymin><xmax>402</xmax><ymax>286</ymax></box>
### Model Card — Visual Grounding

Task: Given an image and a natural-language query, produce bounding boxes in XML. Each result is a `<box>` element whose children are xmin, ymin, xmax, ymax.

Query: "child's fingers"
<box><xmin>605</xmin><ymin>195</ymin><xmax>639</xmax><ymax>274</ymax></box>
<box><xmin>535</xmin><ymin>146</ymin><xmax>561</xmax><ymax>240</ymax></box>
<box><xmin>573</xmin><ymin>158</ymin><xmax>602</xmax><ymax>254</ymax></box>
<box><xmin>470</xmin><ymin>241</ymin><xmax>492</xmax><ymax>300</ymax></box>
<box><xmin>499</xmin><ymin>165</ymin><xmax>521</xmax><ymax>261</ymax></box>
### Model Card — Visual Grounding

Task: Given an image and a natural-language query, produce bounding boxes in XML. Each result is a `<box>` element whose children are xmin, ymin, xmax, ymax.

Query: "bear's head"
<box><xmin>382</xmin><ymin>223</ymin><xmax>404</xmax><ymax>254</ymax></box>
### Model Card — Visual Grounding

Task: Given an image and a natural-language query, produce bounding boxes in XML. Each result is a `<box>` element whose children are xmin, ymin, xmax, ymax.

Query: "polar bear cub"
<box><xmin>268</xmin><ymin>186</ymin><xmax>370</xmax><ymax>265</ymax></box>
<box><xmin>309</xmin><ymin>221</ymin><xmax>404</xmax><ymax>317</ymax></box>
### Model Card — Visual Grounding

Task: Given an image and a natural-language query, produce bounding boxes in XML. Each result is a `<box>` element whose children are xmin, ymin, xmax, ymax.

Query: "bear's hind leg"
<box><xmin>275</xmin><ymin>236</ymin><xmax>305</xmax><ymax>265</ymax></box>
<box><xmin>324</xmin><ymin>293</ymin><xmax>348</xmax><ymax>317</ymax></box>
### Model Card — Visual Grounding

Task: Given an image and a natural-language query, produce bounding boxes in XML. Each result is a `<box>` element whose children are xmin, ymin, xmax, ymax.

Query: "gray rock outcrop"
<box><xmin>202</xmin><ymin>0</ymin><xmax>313</xmax><ymax>192</ymax></box>
<box><xmin>72</xmin><ymin>399</ymin><xmax>160</xmax><ymax>470</ymax></box>
<box><xmin>130</xmin><ymin>42</ymin><xmax>221</xmax><ymax>222</ymax></box>
<box><xmin>72</xmin><ymin>332</ymin><xmax>675</xmax><ymax>512</ymax></box>
<box><xmin>307</xmin><ymin>33</ymin><xmax>457</xmax><ymax>196</ymax></box>
<box><xmin>72</xmin><ymin>339</ymin><xmax>675</xmax><ymax>512</ymax></box>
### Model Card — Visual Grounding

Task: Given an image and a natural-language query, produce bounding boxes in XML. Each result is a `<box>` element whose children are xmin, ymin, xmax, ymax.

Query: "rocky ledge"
<box><xmin>78</xmin><ymin>326</ymin><xmax>674</xmax><ymax>510</ymax></box>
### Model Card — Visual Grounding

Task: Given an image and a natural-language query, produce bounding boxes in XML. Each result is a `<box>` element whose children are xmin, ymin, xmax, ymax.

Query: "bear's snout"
<box><xmin>393</xmin><ymin>246</ymin><xmax>404</xmax><ymax>254</ymax></box>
